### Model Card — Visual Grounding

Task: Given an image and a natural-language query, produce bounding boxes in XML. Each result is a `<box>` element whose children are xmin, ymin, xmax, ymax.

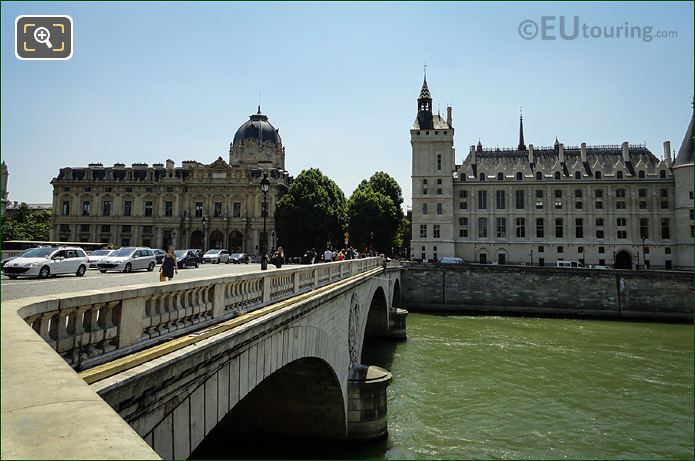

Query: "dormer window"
<box><xmin>554</xmin><ymin>172</ymin><xmax>561</xmax><ymax>180</ymax></box>
<box><xmin>617</xmin><ymin>171</ymin><xmax>623</xmax><ymax>179</ymax></box>
<box><xmin>575</xmin><ymin>171</ymin><xmax>581</xmax><ymax>179</ymax></box>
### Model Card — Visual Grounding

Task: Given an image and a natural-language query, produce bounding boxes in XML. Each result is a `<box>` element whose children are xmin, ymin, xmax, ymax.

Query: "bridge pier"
<box><xmin>388</xmin><ymin>307</ymin><xmax>408</xmax><ymax>340</ymax></box>
<box><xmin>346</xmin><ymin>364</ymin><xmax>392</xmax><ymax>441</ymax></box>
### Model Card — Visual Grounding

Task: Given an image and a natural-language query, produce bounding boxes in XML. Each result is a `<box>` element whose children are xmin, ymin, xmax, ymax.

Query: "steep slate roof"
<box><xmin>673</xmin><ymin>114</ymin><xmax>694</xmax><ymax>167</ymax></box>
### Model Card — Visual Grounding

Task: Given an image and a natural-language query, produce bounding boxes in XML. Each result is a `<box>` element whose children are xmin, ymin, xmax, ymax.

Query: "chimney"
<box><xmin>446</xmin><ymin>106</ymin><xmax>453</xmax><ymax>127</ymax></box>
<box><xmin>528</xmin><ymin>144</ymin><xmax>534</xmax><ymax>164</ymax></box>
<box><xmin>621</xmin><ymin>142</ymin><xmax>629</xmax><ymax>163</ymax></box>
<box><xmin>580</xmin><ymin>143</ymin><xmax>587</xmax><ymax>163</ymax></box>
<box><xmin>166</xmin><ymin>159</ymin><xmax>175</xmax><ymax>170</ymax></box>
<box><xmin>663</xmin><ymin>141</ymin><xmax>672</xmax><ymax>163</ymax></box>
<box><xmin>558</xmin><ymin>143</ymin><xmax>565</xmax><ymax>163</ymax></box>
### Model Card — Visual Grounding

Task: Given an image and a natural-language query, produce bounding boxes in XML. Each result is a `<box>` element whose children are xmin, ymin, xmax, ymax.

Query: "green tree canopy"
<box><xmin>275</xmin><ymin>168</ymin><xmax>346</xmax><ymax>257</ymax></box>
<box><xmin>1</xmin><ymin>205</ymin><xmax>52</xmax><ymax>242</ymax></box>
<box><xmin>348</xmin><ymin>172</ymin><xmax>405</xmax><ymax>255</ymax></box>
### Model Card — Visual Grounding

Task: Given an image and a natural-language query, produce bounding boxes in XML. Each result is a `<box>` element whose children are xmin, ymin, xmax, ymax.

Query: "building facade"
<box><xmin>50</xmin><ymin>107</ymin><xmax>292</xmax><ymax>254</ymax></box>
<box><xmin>411</xmin><ymin>77</ymin><xmax>694</xmax><ymax>270</ymax></box>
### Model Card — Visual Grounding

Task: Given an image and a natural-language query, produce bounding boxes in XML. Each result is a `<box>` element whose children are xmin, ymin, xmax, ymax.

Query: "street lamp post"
<box><xmin>260</xmin><ymin>173</ymin><xmax>270</xmax><ymax>271</ymax></box>
<box><xmin>642</xmin><ymin>237</ymin><xmax>646</xmax><ymax>270</ymax></box>
<box><xmin>271</xmin><ymin>230</ymin><xmax>276</xmax><ymax>253</ymax></box>
<box><xmin>370</xmin><ymin>231</ymin><xmax>374</xmax><ymax>253</ymax></box>
<box><xmin>530</xmin><ymin>249</ymin><xmax>533</xmax><ymax>267</ymax></box>
<box><xmin>637</xmin><ymin>250</ymin><xmax>640</xmax><ymax>271</ymax></box>
<box><xmin>202</xmin><ymin>216</ymin><xmax>208</xmax><ymax>252</ymax></box>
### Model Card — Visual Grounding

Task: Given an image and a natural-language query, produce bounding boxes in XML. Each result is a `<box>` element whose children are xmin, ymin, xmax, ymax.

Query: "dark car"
<box><xmin>229</xmin><ymin>252</ymin><xmax>250</xmax><ymax>264</ymax></box>
<box><xmin>153</xmin><ymin>249</ymin><xmax>166</xmax><ymax>264</ymax></box>
<box><xmin>175</xmin><ymin>249</ymin><xmax>200</xmax><ymax>269</ymax></box>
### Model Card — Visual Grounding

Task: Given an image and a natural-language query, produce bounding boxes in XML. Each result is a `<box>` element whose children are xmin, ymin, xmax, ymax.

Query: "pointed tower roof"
<box><xmin>419</xmin><ymin>76</ymin><xmax>431</xmax><ymax>100</ymax></box>
<box><xmin>673</xmin><ymin>113</ymin><xmax>694</xmax><ymax>167</ymax></box>
<box><xmin>517</xmin><ymin>111</ymin><xmax>527</xmax><ymax>151</ymax></box>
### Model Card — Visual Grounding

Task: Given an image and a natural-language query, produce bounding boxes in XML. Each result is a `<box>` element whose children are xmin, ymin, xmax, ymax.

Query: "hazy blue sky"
<box><xmin>2</xmin><ymin>1</ymin><xmax>693</xmax><ymax>209</ymax></box>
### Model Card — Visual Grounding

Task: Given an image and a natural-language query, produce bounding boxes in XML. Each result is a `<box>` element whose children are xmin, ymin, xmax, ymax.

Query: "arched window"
<box><xmin>536</xmin><ymin>172</ymin><xmax>542</xmax><ymax>180</ymax></box>
<box><xmin>595</xmin><ymin>171</ymin><xmax>602</xmax><ymax>179</ymax></box>
<box><xmin>638</xmin><ymin>170</ymin><xmax>645</xmax><ymax>178</ymax></box>
<box><xmin>575</xmin><ymin>171</ymin><xmax>581</xmax><ymax>179</ymax></box>
<box><xmin>479</xmin><ymin>173</ymin><xmax>486</xmax><ymax>181</ymax></box>
<box><xmin>554</xmin><ymin>172</ymin><xmax>561</xmax><ymax>180</ymax></box>
<box><xmin>617</xmin><ymin>171</ymin><xmax>623</xmax><ymax>179</ymax></box>
<box><xmin>497</xmin><ymin>172</ymin><xmax>504</xmax><ymax>181</ymax></box>
<box><xmin>516</xmin><ymin>172</ymin><xmax>523</xmax><ymax>181</ymax></box>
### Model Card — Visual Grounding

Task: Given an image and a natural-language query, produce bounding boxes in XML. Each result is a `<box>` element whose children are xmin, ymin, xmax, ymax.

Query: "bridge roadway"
<box><xmin>1</xmin><ymin>263</ymin><xmax>281</xmax><ymax>301</ymax></box>
<box><xmin>1</xmin><ymin>258</ymin><xmax>407</xmax><ymax>460</ymax></box>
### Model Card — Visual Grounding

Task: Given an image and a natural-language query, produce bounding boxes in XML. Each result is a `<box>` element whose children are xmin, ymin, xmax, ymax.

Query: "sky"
<box><xmin>1</xmin><ymin>1</ymin><xmax>693</xmax><ymax>210</ymax></box>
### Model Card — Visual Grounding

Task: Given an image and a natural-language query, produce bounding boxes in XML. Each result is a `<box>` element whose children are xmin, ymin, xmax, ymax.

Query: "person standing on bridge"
<box><xmin>160</xmin><ymin>245</ymin><xmax>178</xmax><ymax>281</ymax></box>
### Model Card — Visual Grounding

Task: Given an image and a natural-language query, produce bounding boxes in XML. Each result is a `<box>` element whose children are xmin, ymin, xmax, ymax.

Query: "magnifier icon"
<box><xmin>33</xmin><ymin>27</ymin><xmax>53</xmax><ymax>49</ymax></box>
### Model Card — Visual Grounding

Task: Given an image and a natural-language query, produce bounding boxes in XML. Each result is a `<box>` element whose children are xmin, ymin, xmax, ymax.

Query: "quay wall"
<box><xmin>401</xmin><ymin>264</ymin><xmax>693</xmax><ymax>321</ymax></box>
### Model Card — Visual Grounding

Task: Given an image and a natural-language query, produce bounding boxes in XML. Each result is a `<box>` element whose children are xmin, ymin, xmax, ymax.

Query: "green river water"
<box><xmin>192</xmin><ymin>314</ymin><xmax>694</xmax><ymax>459</ymax></box>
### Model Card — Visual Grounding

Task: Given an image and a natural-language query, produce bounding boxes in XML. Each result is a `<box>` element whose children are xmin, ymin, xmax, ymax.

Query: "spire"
<box><xmin>518</xmin><ymin>108</ymin><xmax>527</xmax><ymax>151</ymax></box>
<box><xmin>257</xmin><ymin>105</ymin><xmax>261</xmax><ymax>115</ymax></box>
<box><xmin>416</xmin><ymin>66</ymin><xmax>434</xmax><ymax>129</ymax></box>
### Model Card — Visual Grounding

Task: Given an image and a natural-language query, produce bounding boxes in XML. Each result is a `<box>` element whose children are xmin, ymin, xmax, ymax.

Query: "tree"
<box><xmin>1</xmin><ymin>205</ymin><xmax>52</xmax><ymax>242</ymax></box>
<box><xmin>275</xmin><ymin>168</ymin><xmax>347</xmax><ymax>257</ymax></box>
<box><xmin>348</xmin><ymin>172</ymin><xmax>405</xmax><ymax>255</ymax></box>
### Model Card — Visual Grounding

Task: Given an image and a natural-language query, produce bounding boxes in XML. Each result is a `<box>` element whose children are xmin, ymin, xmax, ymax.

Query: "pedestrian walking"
<box><xmin>160</xmin><ymin>245</ymin><xmax>178</xmax><ymax>281</ymax></box>
<box><xmin>324</xmin><ymin>248</ymin><xmax>333</xmax><ymax>263</ymax></box>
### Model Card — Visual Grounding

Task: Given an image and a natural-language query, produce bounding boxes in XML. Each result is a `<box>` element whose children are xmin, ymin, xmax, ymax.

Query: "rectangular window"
<box><xmin>515</xmin><ymin>218</ymin><xmax>525</xmax><ymax>238</ymax></box>
<box><xmin>436</xmin><ymin>203</ymin><xmax>443</xmax><ymax>215</ymax></box>
<box><xmin>142</xmin><ymin>225</ymin><xmax>153</xmax><ymax>234</ymax></box>
<box><xmin>122</xmin><ymin>225</ymin><xmax>131</xmax><ymax>233</ymax></box>
<box><xmin>459</xmin><ymin>190</ymin><xmax>468</xmax><ymax>198</ymax></box>
<box><xmin>437</xmin><ymin>188</ymin><xmax>442</xmax><ymax>195</ymax></box>
<box><xmin>123</xmin><ymin>200</ymin><xmax>132</xmax><ymax>217</ymax></box>
<box><xmin>437</xmin><ymin>154</ymin><xmax>442</xmax><ymax>171</ymax></box>
<box><xmin>478</xmin><ymin>217</ymin><xmax>488</xmax><ymax>238</ymax></box>
<box><xmin>595</xmin><ymin>190</ymin><xmax>603</xmax><ymax>198</ymax></box>
<box><xmin>496</xmin><ymin>218</ymin><xmax>506</xmax><ymax>238</ymax></box>
<box><xmin>596</xmin><ymin>230</ymin><xmax>604</xmax><ymax>239</ymax></box>
<box><xmin>535</xmin><ymin>190</ymin><xmax>544</xmax><ymax>209</ymax></box>
<box><xmin>538</xmin><ymin>246</ymin><xmax>544</xmax><ymax>253</ymax></box>
<box><xmin>433</xmin><ymin>224</ymin><xmax>441</xmax><ymax>239</ymax></box>
<box><xmin>82</xmin><ymin>200</ymin><xmax>91</xmax><ymax>216</ymax></box>
<box><xmin>640</xmin><ymin>200</ymin><xmax>647</xmax><ymax>210</ymax></box>
<box><xmin>554</xmin><ymin>190</ymin><xmax>562</xmax><ymax>209</ymax></box>
<box><xmin>555</xmin><ymin>218</ymin><xmax>563</xmax><ymax>238</ymax></box>
<box><xmin>195</xmin><ymin>202</ymin><xmax>204</xmax><ymax>218</ymax></box>
<box><xmin>144</xmin><ymin>201</ymin><xmax>153</xmax><ymax>217</ymax></box>
<box><xmin>100</xmin><ymin>224</ymin><xmax>110</xmax><ymax>233</ymax></box>
<box><xmin>515</xmin><ymin>190</ymin><xmax>524</xmax><ymax>209</ymax></box>
<box><xmin>102</xmin><ymin>200</ymin><xmax>111</xmax><ymax>216</ymax></box>
<box><xmin>422</xmin><ymin>203</ymin><xmax>428</xmax><ymax>215</ymax></box>
<box><xmin>419</xmin><ymin>224</ymin><xmax>427</xmax><ymax>239</ymax></box>
<box><xmin>616</xmin><ymin>217</ymin><xmax>627</xmax><ymax>239</ymax></box>
<box><xmin>536</xmin><ymin>218</ymin><xmax>544</xmax><ymax>238</ymax></box>
<box><xmin>616</xmin><ymin>189</ymin><xmax>626</xmax><ymax>210</ymax></box>
<box><xmin>423</xmin><ymin>179</ymin><xmax>428</xmax><ymax>195</ymax></box>
<box><xmin>596</xmin><ymin>200</ymin><xmax>603</xmax><ymax>209</ymax></box>
<box><xmin>640</xmin><ymin>218</ymin><xmax>649</xmax><ymax>239</ymax></box>
<box><xmin>599</xmin><ymin>246</ymin><xmax>605</xmax><ymax>254</ymax></box>
<box><xmin>639</xmin><ymin>188</ymin><xmax>647</xmax><ymax>197</ymax></box>
<box><xmin>233</xmin><ymin>202</ymin><xmax>241</xmax><ymax>217</ymax></box>
<box><xmin>496</xmin><ymin>190</ymin><xmax>506</xmax><ymax>209</ymax></box>
<box><xmin>557</xmin><ymin>246</ymin><xmax>564</xmax><ymax>253</ymax></box>
<box><xmin>62</xmin><ymin>200</ymin><xmax>70</xmax><ymax>215</ymax></box>
<box><xmin>459</xmin><ymin>218</ymin><xmax>469</xmax><ymax>238</ymax></box>
<box><xmin>478</xmin><ymin>191</ymin><xmax>487</xmax><ymax>210</ymax></box>
<box><xmin>616</xmin><ymin>189</ymin><xmax>626</xmax><ymax>198</ymax></box>
<box><xmin>575</xmin><ymin>190</ymin><xmax>583</xmax><ymax>198</ymax></box>
<box><xmin>661</xmin><ymin>218</ymin><xmax>670</xmax><ymax>239</ymax></box>
<box><xmin>690</xmin><ymin>209</ymin><xmax>694</xmax><ymax>220</ymax></box>
<box><xmin>575</xmin><ymin>218</ymin><xmax>583</xmax><ymax>239</ymax></box>
<box><xmin>660</xmin><ymin>188</ymin><xmax>668</xmax><ymax>197</ymax></box>
<box><xmin>214</xmin><ymin>202</ymin><xmax>223</xmax><ymax>217</ymax></box>
<box><xmin>660</xmin><ymin>200</ymin><xmax>669</xmax><ymax>210</ymax></box>
<box><xmin>165</xmin><ymin>201</ymin><xmax>173</xmax><ymax>217</ymax></box>
<box><xmin>459</xmin><ymin>201</ymin><xmax>467</xmax><ymax>210</ymax></box>
<box><xmin>80</xmin><ymin>224</ymin><xmax>90</xmax><ymax>233</ymax></box>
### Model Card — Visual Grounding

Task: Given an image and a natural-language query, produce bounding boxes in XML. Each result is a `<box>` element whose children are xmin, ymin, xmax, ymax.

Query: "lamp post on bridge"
<box><xmin>202</xmin><ymin>216</ymin><xmax>208</xmax><ymax>253</ymax></box>
<box><xmin>260</xmin><ymin>172</ymin><xmax>270</xmax><ymax>271</ymax></box>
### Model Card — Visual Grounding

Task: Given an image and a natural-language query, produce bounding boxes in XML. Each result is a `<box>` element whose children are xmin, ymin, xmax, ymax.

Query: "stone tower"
<box><xmin>672</xmin><ymin>113</ymin><xmax>694</xmax><ymax>269</ymax></box>
<box><xmin>410</xmin><ymin>72</ymin><xmax>455</xmax><ymax>260</ymax></box>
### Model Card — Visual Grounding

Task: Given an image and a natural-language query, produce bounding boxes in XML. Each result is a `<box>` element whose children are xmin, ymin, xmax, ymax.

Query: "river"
<box><xmin>192</xmin><ymin>314</ymin><xmax>694</xmax><ymax>459</ymax></box>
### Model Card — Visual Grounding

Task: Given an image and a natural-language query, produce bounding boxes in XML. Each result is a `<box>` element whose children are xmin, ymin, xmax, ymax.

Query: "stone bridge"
<box><xmin>1</xmin><ymin>258</ymin><xmax>406</xmax><ymax>459</ymax></box>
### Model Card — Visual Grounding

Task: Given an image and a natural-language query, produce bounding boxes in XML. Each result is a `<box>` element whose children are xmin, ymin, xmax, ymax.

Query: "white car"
<box><xmin>2</xmin><ymin>246</ymin><xmax>88</xmax><ymax>279</ymax></box>
<box><xmin>202</xmin><ymin>249</ymin><xmax>230</xmax><ymax>264</ymax></box>
<box><xmin>440</xmin><ymin>257</ymin><xmax>464</xmax><ymax>265</ymax></box>
<box><xmin>97</xmin><ymin>247</ymin><xmax>156</xmax><ymax>273</ymax></box>
<box><xmin>87</xmin><ymin>249</ymin><xmax>114</xmax><ymax>269</ymax></box>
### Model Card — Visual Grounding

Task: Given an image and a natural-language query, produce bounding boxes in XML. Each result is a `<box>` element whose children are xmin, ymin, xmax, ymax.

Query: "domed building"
<box><xmin>50</xmin><ymin>107</ymin><xmax>292</xmax><ymax>256</ymax></box>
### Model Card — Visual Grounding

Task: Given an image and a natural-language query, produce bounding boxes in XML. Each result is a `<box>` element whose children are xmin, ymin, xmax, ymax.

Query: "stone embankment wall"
<box><xmin>402</xmin><ymin>264</ymin><xmax>693</xmax><ymax>321</ymax></box>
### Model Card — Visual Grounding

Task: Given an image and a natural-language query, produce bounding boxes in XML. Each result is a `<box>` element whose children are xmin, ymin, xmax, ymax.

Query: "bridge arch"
<box><xmin>192</xmin><ymin>357</ymin><xmax>345</xmax><ymax>457</ymax></box>
<box><xmin>363</xmin><ymin>285</ymin><xmax>389</xmax><ymax>340</ymax></box>
<box><xmin>392</xmin><ymin>279</ymin><xmax>401</xmax><ymax>309</ymax></box>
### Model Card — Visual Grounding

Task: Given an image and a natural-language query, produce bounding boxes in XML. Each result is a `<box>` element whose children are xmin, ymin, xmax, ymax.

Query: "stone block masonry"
<box><xmin>402</xmin><ymin>264</ymin><xmax>693</xmax><ymax>321</ymax></box>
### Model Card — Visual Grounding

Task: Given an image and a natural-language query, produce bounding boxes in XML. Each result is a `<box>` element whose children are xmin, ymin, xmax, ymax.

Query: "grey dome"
<box><xmin>232</xmin><ymin>108</ymin><xmax>282</xmax><ymax>147</ymax></box>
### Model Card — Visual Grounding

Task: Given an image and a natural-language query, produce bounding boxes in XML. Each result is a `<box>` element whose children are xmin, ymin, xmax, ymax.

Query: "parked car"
<box><xmin>440</xmin><ymin>257</ymin><xmax>464</xmax><ymax>265</ymax></box>
<box><xmin>590</xmin><ymin>264</ymin><xmax>612</xmax><ymax>270</ymax></box>
<box><xmin>3</xmin><ymin>246</ymin><xmax>88</xmax><ymax>279</ymax></box>
<box><xmin>175</xmin><ymin>249</ymin><xmax>200</xmax><ymax>269</ymax></box>
<box><xmin>153</xmin><ymin>249</ymin><xmax>166</xmax><ymax>264</ymax></box>
<box><xmin>1</xmin><ymin>248</ymin><xmax>32</xmax><ymax>268</ymax></box>
<box><xmin>97</xmin><ymin>247</ymin><xmax>156</xmax><ymax>273</ymax></box>
<box><xmin>202</xmin><ymin>249</ymin><xmax>230</xmax><ymax>264</ymax></box>
<box><xmin>229</xmin><ymin>252</ymin><xmax>251</xmax><ymax>264</ymax></box>
<box><xmin>87</xmin><ymin>249</ymin><xmax>114</xmax><ymax>269</ymax></box>
<box><xmin>556</xmin><ymin>260</ymin><xmax>584</xmax><ymax>268</ymax></box>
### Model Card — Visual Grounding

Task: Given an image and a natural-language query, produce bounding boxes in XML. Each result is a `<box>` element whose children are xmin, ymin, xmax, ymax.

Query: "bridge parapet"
<box><xmin>16</xmin><ymin>258</ymin><xmax>383</xmax><ymax>371</ymax></box>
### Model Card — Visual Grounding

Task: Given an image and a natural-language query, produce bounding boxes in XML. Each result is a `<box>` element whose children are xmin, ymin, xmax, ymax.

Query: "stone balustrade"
<box><xmin>17</xmin><ymin>258</ymin><xmax>383</xmax><ymax>371</ymax></box>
